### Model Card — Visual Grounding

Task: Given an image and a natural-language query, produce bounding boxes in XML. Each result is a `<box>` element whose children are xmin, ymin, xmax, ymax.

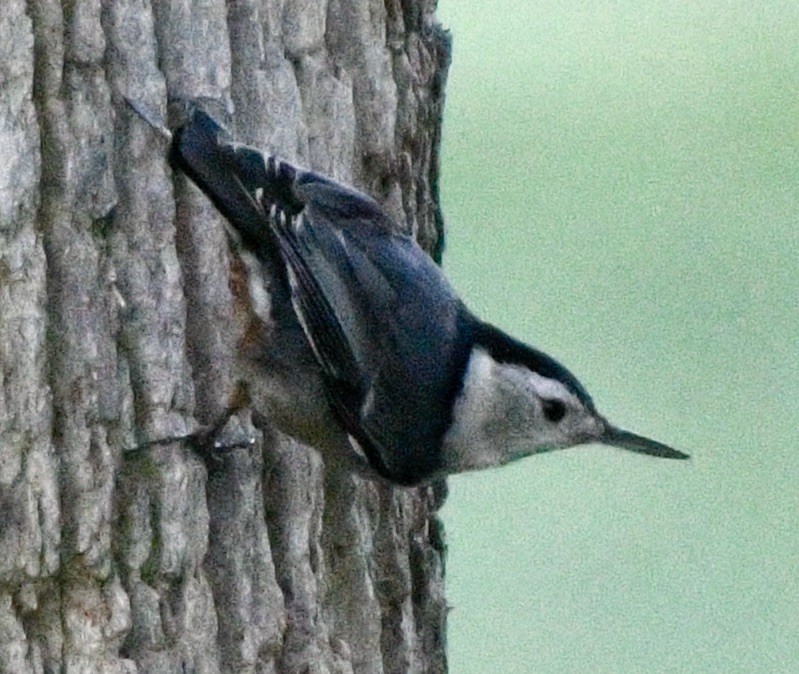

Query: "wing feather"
<box><xmin>173</xmin><ymin>109</ymin><xmax>474</xmax><ymax>483</ymax></box>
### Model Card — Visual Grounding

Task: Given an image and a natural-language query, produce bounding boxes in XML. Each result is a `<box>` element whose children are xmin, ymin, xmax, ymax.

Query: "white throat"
<box><xmin>441</xmin><ymin>347</ymin><xmax>530</xmax><ymax>472</ymax></box>
<box><xmin>441</xmin><ymin>345</ymin><xmax>595</xmax><ymax>474</ymax></box>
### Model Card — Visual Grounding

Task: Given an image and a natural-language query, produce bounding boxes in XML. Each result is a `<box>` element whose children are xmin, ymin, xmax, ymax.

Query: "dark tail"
<box><xmin>170</xmin><ymin>108</ymin><xmax>302</xmax><ymax>250</ymax></box>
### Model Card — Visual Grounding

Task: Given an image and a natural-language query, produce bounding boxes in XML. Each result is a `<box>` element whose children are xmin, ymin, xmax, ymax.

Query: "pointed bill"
<box><xmin>601</xmin><ymin>425</ymin><xmax>689</xmax><ymax>460</ymax></box>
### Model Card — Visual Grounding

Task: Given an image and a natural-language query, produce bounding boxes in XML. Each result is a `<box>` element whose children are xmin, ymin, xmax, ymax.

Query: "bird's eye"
<box><xmin>542</xmin><ymin>399</ymin><xmax>567</xmax><ymax>423</ymax></box>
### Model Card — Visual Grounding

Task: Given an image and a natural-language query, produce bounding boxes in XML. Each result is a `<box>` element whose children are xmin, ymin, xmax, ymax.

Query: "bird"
<box><xmin>164</xmin><ymin>105</ymin><xmax>688</xmax><ymax>486</ymax></box>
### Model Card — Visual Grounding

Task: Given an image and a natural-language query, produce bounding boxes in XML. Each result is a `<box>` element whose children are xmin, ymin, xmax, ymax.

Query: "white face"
<box><xmin>442</xmin><ymin>348</ymin><xmax>606</xmax><ymax>473</ymax></box>
<box><xmin>494</xmin><ymin>362</ymin><xmax>605</xmax><ymax>455</ymax></box>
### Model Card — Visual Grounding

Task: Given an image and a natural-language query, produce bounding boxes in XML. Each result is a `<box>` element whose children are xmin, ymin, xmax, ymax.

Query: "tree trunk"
<box><xmin>0</xmin><ymin>1</ymin><xmax>451</xmax><ymax>672</ymax></box>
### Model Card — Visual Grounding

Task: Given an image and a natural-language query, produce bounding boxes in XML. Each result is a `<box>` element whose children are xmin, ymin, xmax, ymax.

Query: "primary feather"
<box><xmin>172</xmin><ymin>109</ymin><xmax>474</xmax><ymax>483</ymax></box>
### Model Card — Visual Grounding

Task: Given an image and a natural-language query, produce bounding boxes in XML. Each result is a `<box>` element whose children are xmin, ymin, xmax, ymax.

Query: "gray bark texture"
<box><xmin>0</xmin><ymin>0</ymin><xmax>451</xmax><ymax>672</ymax></box>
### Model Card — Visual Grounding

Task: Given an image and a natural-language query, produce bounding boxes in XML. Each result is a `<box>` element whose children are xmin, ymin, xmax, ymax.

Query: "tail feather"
<box><xmin>171</xmin><ymin>109</ymin><xmax>303</xmax><ymax>250</ymax></box>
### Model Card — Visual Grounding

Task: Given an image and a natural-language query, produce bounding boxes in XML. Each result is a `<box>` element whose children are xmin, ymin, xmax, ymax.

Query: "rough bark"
<box><xmin>0</xmin><ymin>1</ymin><xmax>451</xmax><ymax>672</ymax></box>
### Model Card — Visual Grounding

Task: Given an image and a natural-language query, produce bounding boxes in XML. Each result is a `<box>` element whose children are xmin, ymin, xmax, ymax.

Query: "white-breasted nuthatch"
<box><xmin>168</xmin><ymin>107</ymin><xmax>688</xmax><ymax>486</ymax></box>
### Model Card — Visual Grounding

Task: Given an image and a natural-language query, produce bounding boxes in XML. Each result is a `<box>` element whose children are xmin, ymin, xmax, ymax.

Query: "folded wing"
<box><xmin>173</xmin><ymin>109</ymin><xmax>473</xmax><ymax>483</ymax></box>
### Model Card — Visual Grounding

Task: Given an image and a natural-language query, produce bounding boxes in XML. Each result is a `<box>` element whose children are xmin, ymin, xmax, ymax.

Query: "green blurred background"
<box><xmin>435</xmin><ymin>2</ymin><xmax>798</xmax><ymax>672</ymax></box>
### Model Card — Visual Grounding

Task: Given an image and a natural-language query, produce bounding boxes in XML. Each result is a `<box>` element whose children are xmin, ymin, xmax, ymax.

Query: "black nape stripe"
<box><xmin>472</xmin><ymin>320</ymin><xmax>596</xmax><ymax>410</ymax></box>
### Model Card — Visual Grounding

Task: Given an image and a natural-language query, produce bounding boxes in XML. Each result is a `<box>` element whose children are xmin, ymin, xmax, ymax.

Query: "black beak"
<box><xmin>601</xmin><ymin>425</ymin><xmax>689</xmax><ymax>460</ymax></box>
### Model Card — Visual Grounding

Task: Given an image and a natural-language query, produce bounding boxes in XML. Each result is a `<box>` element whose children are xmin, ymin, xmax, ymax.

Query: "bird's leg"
<box><xmin>122</xmin><ymin>382</ymin><xmax>257</xmax><ymax>460</ymax></box>
<box><xmin>121</xmin><ymin>413</ymin><xmax>255</xmax><ymax>460</ymax></box>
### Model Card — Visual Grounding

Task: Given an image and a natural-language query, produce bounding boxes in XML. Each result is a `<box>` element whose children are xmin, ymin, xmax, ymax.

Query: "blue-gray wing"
<box><xmin>279</xmin><ymin>171</ymin><xmax>474</xmax><ymax>482</ymax></box>
<box><xmin>172</xmin><ymin>109</ymin><xmax>473</xmax><ymax>483</ymax></box>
